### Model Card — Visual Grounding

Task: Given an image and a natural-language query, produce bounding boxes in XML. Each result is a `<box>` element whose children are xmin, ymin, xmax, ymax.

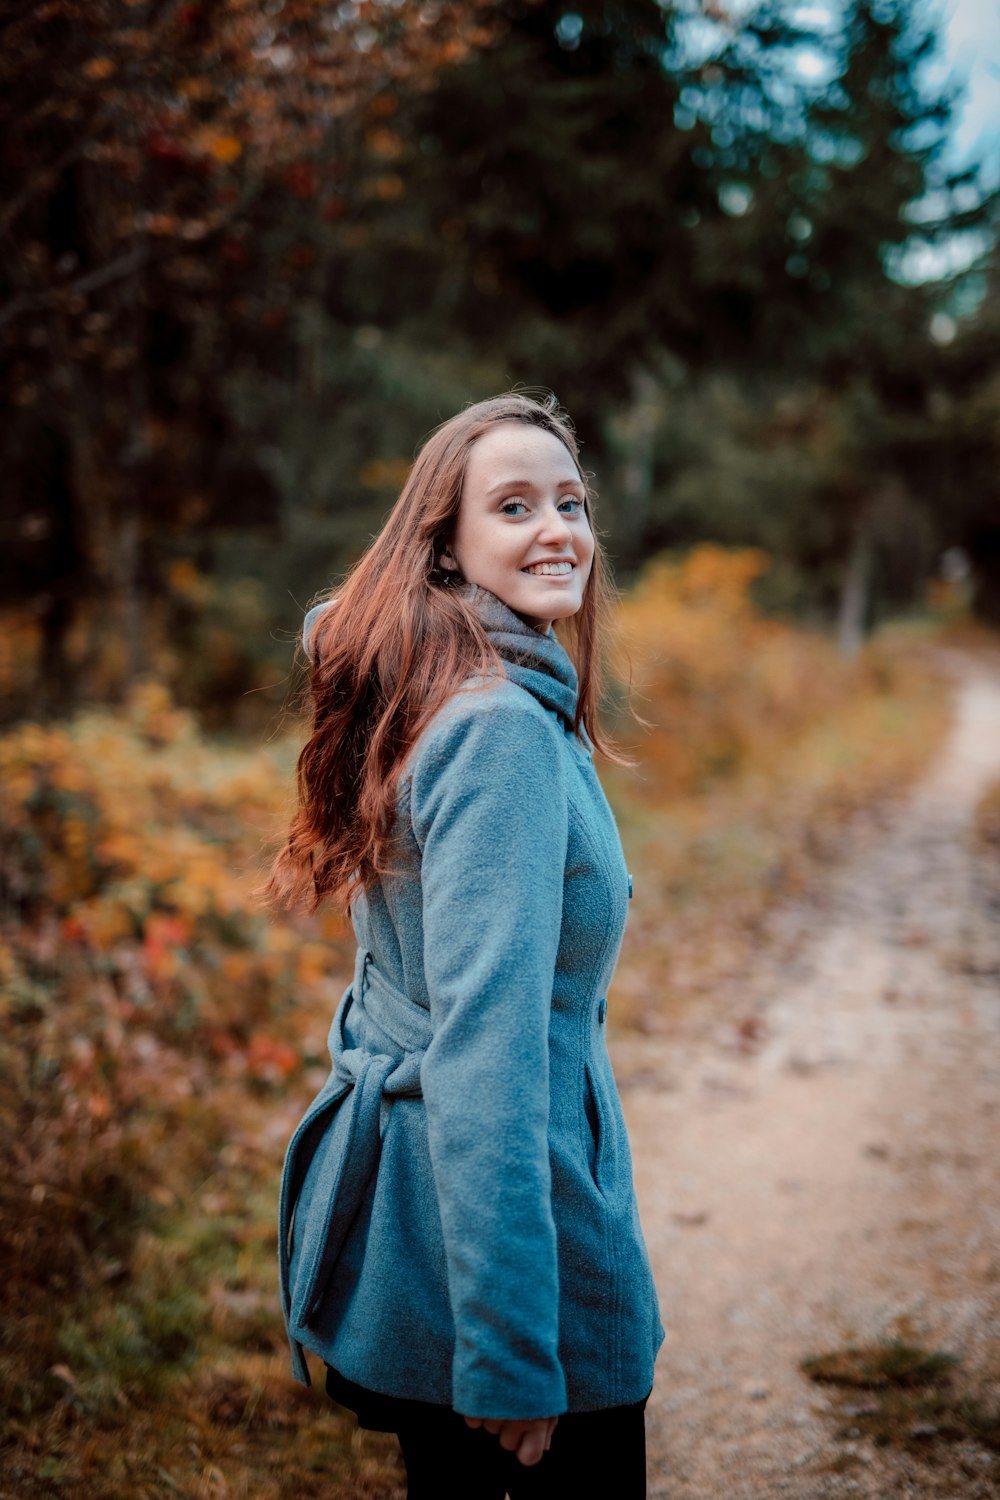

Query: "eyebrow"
<box><xmin>485</xmin><ymin>476</ymin><xmax>585</xmax><ymax>495</ymax></box>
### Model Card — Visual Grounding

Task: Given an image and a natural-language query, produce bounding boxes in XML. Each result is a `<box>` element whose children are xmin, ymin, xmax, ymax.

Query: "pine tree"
<box><xmin>779</xmin><ymin>0</ymin><xmax>994</xmax><ymax>646</ymax></box>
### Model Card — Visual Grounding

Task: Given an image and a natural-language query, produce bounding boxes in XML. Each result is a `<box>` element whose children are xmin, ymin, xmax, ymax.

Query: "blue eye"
<box><xmin>500</xmin><ymin>498</ymin><xmax>528</xmax><ymax>515</ymax></box>
<box><xmin>559</xmin><ymin>497</ymin><xmax>586</xmax><ymax>513</ymax></box>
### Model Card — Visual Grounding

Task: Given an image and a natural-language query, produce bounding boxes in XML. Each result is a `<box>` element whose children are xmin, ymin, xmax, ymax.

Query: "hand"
<box><xmin>462</xmin><ymin>1413</ymin><xmax>559</xmax><ymax>1467</ymax></box>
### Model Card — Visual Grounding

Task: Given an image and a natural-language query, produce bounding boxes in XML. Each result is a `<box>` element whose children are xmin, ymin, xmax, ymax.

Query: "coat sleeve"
<box><xmin>408</xmin><ymin>686</ymin><xmax>569</xmax><ymax>1420</ymax></box>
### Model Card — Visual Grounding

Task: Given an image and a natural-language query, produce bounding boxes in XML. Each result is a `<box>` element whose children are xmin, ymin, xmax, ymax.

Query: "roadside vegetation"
<box><xmin>803</xmin><ymin>1333</ymin><xmax>1000</xmax><ymax>1468</ymax></box>
<box><xmin>606</xmin><ymin>548</ymin><xmax>952</xmax><ymax>1032</ymax></box>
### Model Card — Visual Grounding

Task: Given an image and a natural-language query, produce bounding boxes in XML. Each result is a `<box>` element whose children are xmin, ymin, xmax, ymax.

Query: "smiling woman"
<box><xmin>438</xmin><ymin>420</ymin><xmax>597</xmax><ymax>632</ymax></box>
<box><xmin>265</xmin><ymin>392</ymin><xmax>663</xmax><ymax>1498</ymax></box>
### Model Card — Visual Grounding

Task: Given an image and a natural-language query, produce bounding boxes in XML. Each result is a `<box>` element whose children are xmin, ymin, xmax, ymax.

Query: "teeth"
<box><xmin>524</xmin><ymin>561</ymin><xmax>574</xmax><ymax>576</ymax></box>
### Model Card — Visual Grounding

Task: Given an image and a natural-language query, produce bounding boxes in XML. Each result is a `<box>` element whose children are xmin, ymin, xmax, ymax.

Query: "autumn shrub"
<box><xmin>613</xmin><ymin>544</ymin><xmax>905</xmax><ymax>795</ymax></box>
<box><xmin>0</xmin><ymin>680</ymin><xmax>352</xmax><ymax>1427</ymax></box>
<box><xmin>0</xmin><ymin>611</ymin><xmax>43</xmax><ymax>724</ymax></box>
<box><xmin>149</xmin><ymin>565</ymin><xmax>292</xmax><ymax>732</ymax></box>
<box><xmin>604</xmin><ymin>546</ymin><xmax>952</xmax><ymax>1028</ymax></box>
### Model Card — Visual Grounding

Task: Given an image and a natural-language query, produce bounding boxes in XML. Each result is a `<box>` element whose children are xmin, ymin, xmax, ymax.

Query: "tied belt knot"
<box><xmin>278</xmin><ymin>949</ymin><xmax>430</xmax><ymax>1385</ymax></box>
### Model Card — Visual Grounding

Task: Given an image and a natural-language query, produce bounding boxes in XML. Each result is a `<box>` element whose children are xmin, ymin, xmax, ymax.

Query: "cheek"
<box><xmin>454</xmin><ymin>517</ymin><xmax>522</xmax><ymax>579</ymax></box>
<box><xmin>452</xmin><ymin>515</ymin><xmax>490</xmax><ymax>571</ymax></box>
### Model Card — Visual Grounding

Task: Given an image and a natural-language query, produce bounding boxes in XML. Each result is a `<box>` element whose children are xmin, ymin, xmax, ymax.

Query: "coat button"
<box><xmin>627</xmin><ymin>873</ymin><xmax>633</xmax><ymax>899</ymax></box>
<box><xmin>597</xmin><ymin>997</ymin><xmax>607</xmax><ymax>1024</ymax></box>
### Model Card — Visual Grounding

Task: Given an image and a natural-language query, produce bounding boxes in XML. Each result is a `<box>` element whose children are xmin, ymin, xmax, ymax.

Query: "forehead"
<box><xmin>463</xmin><ymin>420</ymin><xmax>579</xmax><ymax>491</ymax></box>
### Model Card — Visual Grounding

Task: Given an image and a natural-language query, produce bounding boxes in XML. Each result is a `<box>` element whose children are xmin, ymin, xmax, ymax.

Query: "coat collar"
<box><xmin>463</xmin><ymin>584</ymin><xmax>579</xmax><ymax>732</ymax></box>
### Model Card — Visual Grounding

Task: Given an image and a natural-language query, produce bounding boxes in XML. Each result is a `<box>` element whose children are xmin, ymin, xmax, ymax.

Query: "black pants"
<box><xmin>325</xmin><ymin>1365</ymin><xmax>648</xmax><ymax>1499</ymax></box>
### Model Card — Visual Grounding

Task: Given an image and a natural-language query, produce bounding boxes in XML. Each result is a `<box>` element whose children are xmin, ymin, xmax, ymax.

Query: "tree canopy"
<box><xmin>1</xmin><ymin>0</ymin><xmax>998</xmax><ymax>719</ymax></box>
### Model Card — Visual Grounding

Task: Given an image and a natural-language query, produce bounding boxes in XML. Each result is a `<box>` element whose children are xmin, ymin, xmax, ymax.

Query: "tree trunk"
<box><xmin>614</xmin><ymin>365</ymin><xmax>660</xmax><ymax>552</ymax></box>
<box><xmin>967</xmin><ymin>522</ymin><xmax>1000</xmax><ymax>627</ymax></box>
<box><xmin>837</xmin><ymin>506</ymin><xmax>873</xmax><ymax>659</ymax></box>
<box><xmin>54</xmin><ymin>315</ymin><xmax>146</xmax><ymax>704</ymax></box>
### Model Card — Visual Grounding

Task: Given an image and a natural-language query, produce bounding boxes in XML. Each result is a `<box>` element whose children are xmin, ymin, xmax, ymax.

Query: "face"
<box><xmin>441</xmin><ymin>421</ymin><xmax>595</xmax><ymax>632</ymax></box>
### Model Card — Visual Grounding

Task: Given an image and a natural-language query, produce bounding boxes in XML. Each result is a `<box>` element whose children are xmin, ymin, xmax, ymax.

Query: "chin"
<box><xmin>519</xmin><ymin>600</ymin><xmax>583</xmax><ymax>631</ymax></box>
<box><xmin>487</xmin><ymin>577</ymin><xmax>586</xmax><ymax>624</ymax></box>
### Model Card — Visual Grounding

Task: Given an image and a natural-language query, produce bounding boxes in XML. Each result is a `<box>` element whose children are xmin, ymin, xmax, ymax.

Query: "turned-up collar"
<box><xmin>463</xmin><ymin>583</ymin><xmax>579</xmax><ymax>733</ymax></box>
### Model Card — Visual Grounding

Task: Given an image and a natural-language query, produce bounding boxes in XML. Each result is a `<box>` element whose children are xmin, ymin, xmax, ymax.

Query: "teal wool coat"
<box><xmin>279</xmin><ymin>585</ymin><xmax>664</xmax><ymax>1420</ymax></box>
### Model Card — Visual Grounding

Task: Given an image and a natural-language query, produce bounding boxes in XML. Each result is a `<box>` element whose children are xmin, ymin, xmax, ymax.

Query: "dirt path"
<box><xmin>616</xmin><ymin>652</ymin><xmax>1000</xmax><ymax>1499</ymax></box>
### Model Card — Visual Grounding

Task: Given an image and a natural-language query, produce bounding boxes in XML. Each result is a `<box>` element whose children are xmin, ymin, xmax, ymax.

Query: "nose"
<box><xmin>536</xmin><ymin>500</ymin><xmax>573</xmax><ymax>546</ymax></box>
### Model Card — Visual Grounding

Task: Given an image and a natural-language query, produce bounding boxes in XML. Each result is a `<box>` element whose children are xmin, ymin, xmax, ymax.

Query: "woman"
<box><xmin>268</xmin><ymin>392</ymin><xmax>664</xmax><ymax>1497</ymax></box>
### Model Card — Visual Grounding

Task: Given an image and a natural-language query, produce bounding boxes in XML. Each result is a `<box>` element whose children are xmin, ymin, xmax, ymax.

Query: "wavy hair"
<box><xmin>264</xmin><ymin>391</ymin><xmax>620</xmax><ymax>915</ymax></box>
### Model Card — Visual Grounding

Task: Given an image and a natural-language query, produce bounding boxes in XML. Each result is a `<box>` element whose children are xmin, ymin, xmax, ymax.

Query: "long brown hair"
<box><xmin>265</xmin><ymin>391</ymin><xmax>619</xmax><ymax>915</ymax></box>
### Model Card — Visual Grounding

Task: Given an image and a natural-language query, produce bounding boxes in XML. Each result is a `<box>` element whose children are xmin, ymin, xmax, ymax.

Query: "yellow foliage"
<box><xmin>220</xmin><ymin>951</ymin><xmax>252</xmax><ymax>982</ymax></box>
<box><xmin>0</xmin><ymin>691</ymin><xmax>350</xmax><ymax>1048</ymax></box>
<box><xmin>0</xmin><ymin>611</ymin><xmax>42</xmax><ymax>698</ymax></box>
<box><xmin>614</xmin><ymin>545</ymin><xmax>859</xmax><ymax>796</ymax></box>
<box><xmin>602</xmin><ymin>546</ymin><xmax>953</xmax><ymax>1030</ymax></box>
<box><xmin>363</xmin><ymin>172</ymin><xmax>404</xmax><ymax>200</ymax></box>
<box><xmin>208</xmin><ymin>132</ymin><xmax>243</xmax><ymax>164</ymax></box>
<box><xmin>125</xmin><ymin>677</ymin><xmax>197</xmax><ymax>746</ymax></box>
<box><xmin>178</xmin><ymin>76</ymin><xmax>212</xmax><ymax>101</ymax></box>
<box><xmin>83</xmin><ymin>55</ymin><xmax>116</xmax><ymax>79</ymax></box>
<box><xmin>366</xmin><ymin>125</ymin><xmax>404</xmax><ymax>159</ymax></box>
<box><xmin>359</xmin><ymin>455</ymin><xmax>412</xmax><ymax>489</ymax></box>
<box><xmin>167</xmin><ymin>557</ymin><xmax>210</xmax><ymax>601</ymax></box>
<box><xmin>296</xmin><ymin>942</ymin><xmax>333</xmax><ymax>986</ymax></box>
<box><xmin>69</xmin><ymin>896</ymin><xmax>135</xmax><ymax>947</ymax></box>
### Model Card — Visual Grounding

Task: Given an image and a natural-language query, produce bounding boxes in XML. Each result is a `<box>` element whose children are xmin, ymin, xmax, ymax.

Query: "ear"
<box><xmin>439</xmin><ymin>548</ymin><xmax>459</xmax><ymax>572</ymax></box>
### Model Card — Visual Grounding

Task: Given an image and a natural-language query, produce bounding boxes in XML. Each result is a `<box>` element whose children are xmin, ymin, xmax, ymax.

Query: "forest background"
<box><xmin>3</xmin><ymin>0</ymin><xmax>1000</xmax><ymax>721</ymax></box>
<box><xmin>3</xmin><ymin>1</ymin><xmax>1000</xmax><ymax>1496</ymax></box>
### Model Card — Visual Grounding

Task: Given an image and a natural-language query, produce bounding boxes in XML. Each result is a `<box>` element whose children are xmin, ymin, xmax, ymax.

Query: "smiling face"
<box><xmin>441</xmin><ymin>420</ymin><xmax>596</xmax><ymax>632</ymax></box>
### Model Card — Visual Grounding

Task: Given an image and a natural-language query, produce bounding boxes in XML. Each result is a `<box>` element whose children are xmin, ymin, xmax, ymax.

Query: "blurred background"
<box><xmin>2</xmin><ymin>1</ymin><xmax>1000</xmax><ymax>1496</ymax></box>
<box><xmin>2</xmin><ymin>0</ymin><xmax>1000</xmax><ymax>724</ymax></box>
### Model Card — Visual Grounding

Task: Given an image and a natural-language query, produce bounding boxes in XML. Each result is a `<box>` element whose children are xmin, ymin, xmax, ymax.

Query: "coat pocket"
<box><xmin>583</xmin><ymin>1060</ymin><xmax>606</xmax><ymax>1197</ymax></box>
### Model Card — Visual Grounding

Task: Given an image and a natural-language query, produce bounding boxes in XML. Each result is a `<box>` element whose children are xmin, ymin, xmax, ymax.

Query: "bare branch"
<box><xmin>0</xmin><ymin>243</ymin><xmax>148</xmax><ymax>333</ymax></box>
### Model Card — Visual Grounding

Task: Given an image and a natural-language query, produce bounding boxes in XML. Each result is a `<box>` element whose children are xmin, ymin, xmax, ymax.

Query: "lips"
<box><xmin>521</xmin><ymin>560</ymin><xmax>576</xmax><ymax>577</ymax></box>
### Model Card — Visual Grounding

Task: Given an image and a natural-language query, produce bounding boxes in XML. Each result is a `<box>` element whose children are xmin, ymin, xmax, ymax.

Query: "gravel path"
<box><xmin>616</xmin><ymin>651</ymin><xmax>1000</xmax><ymax>1499</ymax></box>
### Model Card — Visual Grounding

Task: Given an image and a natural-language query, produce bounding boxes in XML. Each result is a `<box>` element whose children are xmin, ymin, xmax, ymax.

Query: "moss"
<box><xmin>801</xmin><ymin>1337</ymin><xmax>961</xmax><ymax>1390</ymax></box>
<box><xmin>803</xmin><ymin>1337</ymin><xmax>1000</xmax><ymax>1460</ymax></box>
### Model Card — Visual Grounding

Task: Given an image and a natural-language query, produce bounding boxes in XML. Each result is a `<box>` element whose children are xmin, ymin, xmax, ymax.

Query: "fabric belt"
<box><xmin>278</xmin><ymin>948</ymin><xmax>431</xmax><ymax>1385</ymax></box>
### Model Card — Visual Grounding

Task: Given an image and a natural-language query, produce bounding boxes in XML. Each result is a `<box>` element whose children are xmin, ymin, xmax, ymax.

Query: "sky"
<box><xmin>782</xmin><ymin>0</ymin><xmax>1000</xmax><ymax>171</ymax></box>
<box><xmin>786</xmin><ymin>1</ymin><xmax>1000</xmax><ymax>282</ymax></box>
<box><xmin>705</xmin><ymin>0</ymin><xmax>1000</xmax><ymax>170</ymax></box>
<box><xmin>893</xmin><ymin>0</ymin><xmax>1000</xmax><ymax>281</ymax></box>
<box><xmin>687</xmin><ymin>1</ymin><xmax>999</xmax><ymax>282</ymax></box>
<box><xmin>937</xmin><ymin>0</ymin><xmax>1000</xmax><ymax>170</ymax></box>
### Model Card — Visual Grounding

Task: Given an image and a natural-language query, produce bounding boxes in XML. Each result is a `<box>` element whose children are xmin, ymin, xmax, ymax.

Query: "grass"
<box><xmin>0</xmin><ymin>1183</ymin><xmax>406</xmax><ymax>1498</ymax></box>
<box><xmin>801</xmin><ymin>1336</ymin><xmax>1000</xmax><ymax>1460</ymax></box>
<box><xmin>802</xmin><ymin>1336</ymin><xmax>962</xmax><ymax>1390</ymax></box>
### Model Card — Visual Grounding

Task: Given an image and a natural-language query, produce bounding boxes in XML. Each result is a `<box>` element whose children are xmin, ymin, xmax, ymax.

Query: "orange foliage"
<box><xmin>0</xmin><ymin>610</ymin><xmax>44</xmax><ymax>701</ymax></box>
<box><xmin>615</xmin><ymin>545</ymin><xmax>870</xmax><ymax>795</ymax></box>
<box><xmin>0</xmin><ymin>678</ymin><xmax>352</xmax><ymax>1355</ymax></box>
<box><xmin>603</xmin><ymin>546</ymin><xmax>952</xmax><ymax>1032</ymax></box>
